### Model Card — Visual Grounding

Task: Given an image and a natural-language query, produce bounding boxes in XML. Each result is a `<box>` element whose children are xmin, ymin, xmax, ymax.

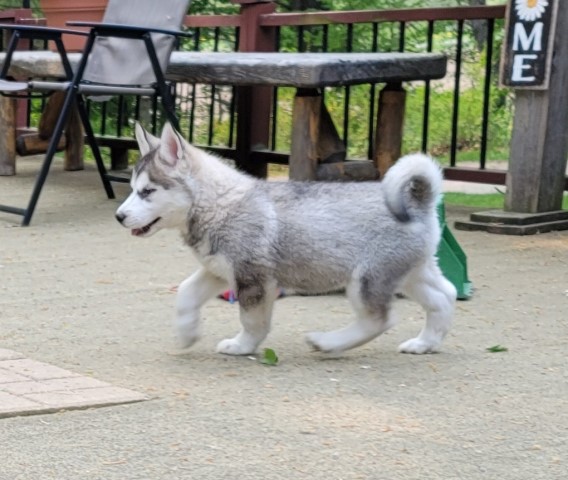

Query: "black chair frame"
<box><xmin>0</xmin><ymin>22</ymin><xmax>191</xmax><ymax>226</ymax></box>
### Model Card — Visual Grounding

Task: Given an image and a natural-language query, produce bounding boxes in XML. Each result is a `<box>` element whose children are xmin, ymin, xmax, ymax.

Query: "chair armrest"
<box><xmin>0</xmin><ymin>23</ymin><xmax>89</xmax><ymax>38</ymax></box>
<box><xmin>66</xmin><ymin>21</ymin><xmax>193</xmax><ymax>39</ymax></box>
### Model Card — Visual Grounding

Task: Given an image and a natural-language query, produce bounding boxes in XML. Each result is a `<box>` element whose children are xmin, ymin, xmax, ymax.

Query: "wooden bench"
<box><xmin>0</xmin><ymin>50</ymin><xmax>446</xmax><ymax>180</ymax></box>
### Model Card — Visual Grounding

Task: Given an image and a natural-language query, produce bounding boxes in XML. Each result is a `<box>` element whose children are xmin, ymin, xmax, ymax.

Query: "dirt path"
<box><xmin>1</xmin><ymin>159</ymin><xmax>567</xmax><ymax>479</ymax></box>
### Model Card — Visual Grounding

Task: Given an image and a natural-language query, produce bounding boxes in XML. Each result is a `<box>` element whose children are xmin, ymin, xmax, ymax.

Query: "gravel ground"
<box><xmin>1</xmin><ymin>158</ymin><xmax>567</xmax><ymax>480</ymax></box>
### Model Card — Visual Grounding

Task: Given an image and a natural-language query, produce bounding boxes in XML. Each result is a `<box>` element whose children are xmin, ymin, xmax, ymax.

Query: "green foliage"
<box><xmin>278</xmin><ymin>0</ymin><xmax>423</xmax><ymax>12</ymax></box>
<box><xmin>403</xmin><ymin>79</ymin><xmax>513</xmax><ymax>162</ymax></box>
<box><xmin>259</xmin><ymin>348</ymin><xmax>279</xmax><ymax>366</ymax></box>
<box><xmin>184</xmin><ymin>0</ymin><xmax>239</xmax><ymax>53</ymax></box>
<box><xmin>486</xmin><ymin>345</ymin><xmax>508</xmax><ymax>353</ymax></box>
<box><xmin>444</xmin><ymin>193</ymin><xmax>568</xmax><ymax>210</ymax></box>
<box><xmin>273</xmin><ymin>10</ymin><xmax>513</xmax><ymax>164</ymax></box>
<box><xmin>190</xmin><ymin>0</ymin><xmax>239</xmax><ymax>15</ymax></box>
<box><xmin>273</xmin><ymin>68</ymin><xmax>513</xmax><ymax>163</ymax></box>
<box><xmin>443</xmin><ymin>192</ymin><xmax>505</xmax><ymax>208</ymax></box>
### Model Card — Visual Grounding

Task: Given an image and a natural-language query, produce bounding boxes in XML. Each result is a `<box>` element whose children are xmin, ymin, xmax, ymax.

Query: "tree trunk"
<box><xmin>467</xmin><ymin>0</ymin><xmax>488</xmax><ymax>52</ymax></box>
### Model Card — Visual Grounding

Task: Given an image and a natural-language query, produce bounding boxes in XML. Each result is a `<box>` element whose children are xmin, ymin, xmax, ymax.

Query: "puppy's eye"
<box><xmin>139</xmin><ymin>188</ymin><xmax>156</xmax><ymax>199</ymax></box>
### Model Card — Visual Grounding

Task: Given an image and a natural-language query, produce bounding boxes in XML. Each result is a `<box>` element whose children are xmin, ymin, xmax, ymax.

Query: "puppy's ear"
<box><xmin>159</xmin><ymin>122</ymin><xmax>184</xmax><ymax>168</ymax></box>
<box><xmin>135</xmin><ymin>122</ymin><xmax>159</xmax><ymax>156</ymax></box>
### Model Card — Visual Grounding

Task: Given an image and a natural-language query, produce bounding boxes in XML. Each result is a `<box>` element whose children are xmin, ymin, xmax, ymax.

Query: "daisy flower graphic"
<box><xmin>515</xmin><ymin>0</ymin><xmax>548</xmax><ymax>22</ymax></box>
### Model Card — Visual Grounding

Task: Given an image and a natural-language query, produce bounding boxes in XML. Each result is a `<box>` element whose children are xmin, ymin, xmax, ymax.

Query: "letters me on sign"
<box><xmin>500</xmin><ymin>0</ymin><xmax>558</xmax><ymax>89</ymax></box>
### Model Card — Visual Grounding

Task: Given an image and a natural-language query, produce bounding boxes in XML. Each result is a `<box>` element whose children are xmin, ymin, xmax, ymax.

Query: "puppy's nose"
<box><xmin>115</xmin><ymin>212</ymin><xmax>126</xmax><ymax>224</ymax></box>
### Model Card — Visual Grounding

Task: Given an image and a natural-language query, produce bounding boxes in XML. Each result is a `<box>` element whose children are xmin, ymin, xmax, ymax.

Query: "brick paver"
<box><xmin>0</xmin><ymin>349</ymin><xmax>147</xmax><ymax>418</ymax></box>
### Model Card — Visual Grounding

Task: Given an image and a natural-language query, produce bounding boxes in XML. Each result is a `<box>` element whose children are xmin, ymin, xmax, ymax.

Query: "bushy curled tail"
<box><xmin>381</xmin><ymin>153</ymin><xmax>443</xmax><ymax>222</ymax></box>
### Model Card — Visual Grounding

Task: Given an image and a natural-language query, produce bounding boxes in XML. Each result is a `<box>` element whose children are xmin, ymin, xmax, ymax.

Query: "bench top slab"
<box><xmin>0</xmin><ymin>51</ymin><xmax>446</xmax><ymax>88</ymax></box>
<box><xmin>167</xmin><ymin>52</ymin><xmax>447</xmax><ymax>87</ymax></box>
<box><xmin>0</xmin><ymin>51</ymin><xmax>78</xmax><ymax>78</ymax></box>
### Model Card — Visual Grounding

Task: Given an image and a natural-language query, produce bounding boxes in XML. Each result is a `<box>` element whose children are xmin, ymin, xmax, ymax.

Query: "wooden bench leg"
<box><xmin>289</xmin><ymin>89</ymin><xmax>322</xmax><ymax>181</ymax></box>
<box><xmin>236</xmin><ymin>85</ymin><xmax>271</xmax><ymax>178</ymax></box>
<box><xmin>317</xmin><ymin>99</ymin><xmax>346</xmax><ymax>165</ymax></box>
<box><xmin>374</xmin><ymin>83</ymin><xmax>406</xmax><ymax>177</ymax></box>
<box><xmin>64</xmin><ymin>100</ymin><xmax>84</xmax><ymax>171</ymax></box>
<box><xmin>290</xmin><ymin>88</ymin><xmax>380</xmax><ymax>182</ymax></box>
<box><xmin>290</xmin><ymin>89</ymin><xmax>378</xmax><ymax>182</ymax></box>
<box><xmin>39</xmin><ymin>92</ymin><xmax>84</xmax><ymax>171</ymax></box>
<box><xmin>0</xmin><ymin>96</ymin><xmax>17</xmax><ymax>176</ymax></box>
<box><xmin>110</xmin><ymin>147</ymin><xmax>129</xmax><ymax>170</ymax></box>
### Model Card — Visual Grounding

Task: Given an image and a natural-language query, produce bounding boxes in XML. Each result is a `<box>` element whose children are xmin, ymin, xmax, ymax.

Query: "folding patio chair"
<box><xmin>0</xmin><ymin>0</ymin><xmax>191</xmax><ymax>226</ymax></box>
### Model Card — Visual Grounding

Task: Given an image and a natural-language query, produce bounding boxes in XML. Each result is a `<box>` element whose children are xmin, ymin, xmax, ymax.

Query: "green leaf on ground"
<box><xmin>486</xmin><ymin>345</ymin><xmax>508</xmax><ymax>353</ymax></box>
<box><xmin>260</xmin><ymin>348</ymin><xmax>279</xmax><ymax>366</ymax></box>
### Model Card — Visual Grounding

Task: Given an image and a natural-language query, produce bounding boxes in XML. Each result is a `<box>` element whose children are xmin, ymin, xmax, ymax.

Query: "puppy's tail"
<box><xmin>381</xmin><ymin>153</ymin><xmax>443</xmax><ymax>222</ymax></box>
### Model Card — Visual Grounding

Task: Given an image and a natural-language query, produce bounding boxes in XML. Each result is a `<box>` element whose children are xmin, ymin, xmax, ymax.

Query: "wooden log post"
<box><xmin>316</xmin><ymin>160</ymin><xmax>379</xmax><ymax>182</ymax></box>
<box><xmin>373</xmin><ymin>82</ymin><xmax>406</xmax><ymax>178</ymax></box>
<box><xmin>38</xmin><ymin>92</ymin><xmax>84</xmax><ymax>171</ymax></box>
<box><xmin>109</xmin><ymin>148</ymin><xmax>129</xmax><ymax>171</ymax></box>
<box><xmin>455</xmin><ymin>0</ymin><xmax>568</xmax><ymax>235</ymax></box>
<box><xmin>505</xmin><ymin>2</ymin><xmax>567</xmax><ymax>213</ymax></box>
<box><xmin>289</xmin><ymin>89</ymin><xmax>374</xmax><ymax>182</ymax></box>
<box><xmin>16</xmin><ymin>133</ymin><xmax>66</xmax><ymax>155</ymax></box>
<box><xmin>1</xmin><ymin>10</ymin><xmax>42</xmax><ymax>145</ymax></box>
<box><xmin>289</xmin><ymin>89</ymin><xmax>321</xmax><ymax>181</ymax></box>
<box><xmin>233</xmin><ymin>0</ymin><xmax>276</xmax><ymax>178</ymax></box>
<box><xmin>38</xmin><ymin>92</ymin><xmax>65</xmax><ymax>140</ymax></box>
<box><xmin>0</xmin><ymin>12</ymin><xmax>47</xmax><ymax>176</ymax></box>
<box><xmin>63</xmin><ymin>100</ymin><xmax>84</xmax><ymax>171</ymax></box>
<box><xmin>317</xmin><ymin>103</ymin><xmax>346</xmax><ymax>165</ymax></box>
<box><xmin>0</xmin><ymin>96</ymin><xmax>16</xmax><ymax>176</ymax></box>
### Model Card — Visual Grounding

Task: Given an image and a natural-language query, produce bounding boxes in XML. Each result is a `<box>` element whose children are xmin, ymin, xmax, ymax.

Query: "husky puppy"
<box><xmin>116</xmin><ymin>123</ymin><xmax>456</xmax><ymax>356</ymax></box>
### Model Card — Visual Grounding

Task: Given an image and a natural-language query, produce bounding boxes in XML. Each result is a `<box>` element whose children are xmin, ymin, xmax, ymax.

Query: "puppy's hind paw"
<box><xmin>177</xmin><ymin>330</ymin><xmax>201</xmax><ymax>349</ymax></box>
<box><xmin>398</xmin><ymin>337</ymin><xmax>439</xmax><ymax>355</ymax></box>
<box><xmin>305</xmin><ymin>332</ymin><xmax>335</xmax><ymax>353</ymax></box>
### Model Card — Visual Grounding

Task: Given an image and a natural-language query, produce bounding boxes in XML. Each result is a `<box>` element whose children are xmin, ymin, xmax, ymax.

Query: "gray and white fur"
<box><xmin>116</xmin><ymin>123</ymin><xmax>457</xmax><ymax>356</ymax></box>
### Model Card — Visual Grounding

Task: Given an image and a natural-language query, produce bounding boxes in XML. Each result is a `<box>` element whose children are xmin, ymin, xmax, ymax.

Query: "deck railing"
<box><xmin>9</xmin><ymin>2</ymin><xmax>512</xmax><ymax>186</ymax></box>
<box><xmin>175</xmin><ymin>4</ymin><xmax>510</xmax><ymax>185</ymax></box>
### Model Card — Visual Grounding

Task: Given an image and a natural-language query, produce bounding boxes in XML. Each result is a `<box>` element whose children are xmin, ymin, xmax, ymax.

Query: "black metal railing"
<box><xmin>6</xmin><ymin>4</ymin><xmax>512</xmax><ymax>185</ymax></box>
<box><xmin>268</xmin><ymin>10</ymin><xmax>507</xmax><ymax>174</ymax></box>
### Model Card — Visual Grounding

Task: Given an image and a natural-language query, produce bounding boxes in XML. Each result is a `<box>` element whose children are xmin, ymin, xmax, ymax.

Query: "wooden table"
<box><xmin>0</xmin><ymin>51</ymin><xmax>446</xmax><ymax>180</ymax></box>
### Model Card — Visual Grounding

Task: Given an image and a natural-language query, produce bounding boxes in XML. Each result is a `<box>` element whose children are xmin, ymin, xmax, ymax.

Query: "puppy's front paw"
<box><xmin>398</xmin><ymin>337</ymin><xmax>438</xmax><ymax>354</ymax></box>
<box><xmin>216</xmin><ymin>338</ymin><xmax>256</xmax><ymax>356</ymax></box>
<box><xmin>175</xmin><ymin>318</ymin><xmax>201</xmax><ymax>349</ymax></box>
<box><xmin>177</xmin><ymin>329</ymin><xmax>201</xmax><ymax>349</ymax></box>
